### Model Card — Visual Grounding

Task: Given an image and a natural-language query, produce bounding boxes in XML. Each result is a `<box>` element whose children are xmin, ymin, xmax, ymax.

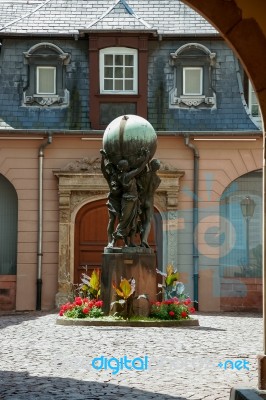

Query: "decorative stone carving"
<box><xmin>62</xmin><ymin>157</ymin><xmax>101</xmax><ymax>172</ymax></box>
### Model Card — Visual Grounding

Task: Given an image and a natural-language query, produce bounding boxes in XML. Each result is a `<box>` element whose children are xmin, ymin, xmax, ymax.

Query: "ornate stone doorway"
<box><xmin>54</xmin><ymin>157</ymin><xmax>184</xmax><ymax>306</ymax></box>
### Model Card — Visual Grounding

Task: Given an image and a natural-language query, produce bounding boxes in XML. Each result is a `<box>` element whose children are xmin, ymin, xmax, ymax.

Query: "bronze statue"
<box><xmin>110</xmin><ymin>150</ymin><xmax>150</xmax><ymax>247</ymax></box>
<box><xmin>100</xmin><ymin>150</ymin><xmax>122</xmax><ymax>247</ymax></box>
<box><xmin>138</xmin><ymin>159</ymin><xmax>161</xmax><ymax>248</ymax></box>
<box><xmin>101</xmin><ymin>115</ymin><xmax>161</xmax><ymax>250</ymax></box>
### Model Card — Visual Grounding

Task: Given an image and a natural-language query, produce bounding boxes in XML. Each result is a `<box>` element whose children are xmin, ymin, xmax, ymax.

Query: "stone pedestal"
<box><xmin>101</xmin><ymin>248</ymin><xmax>157</xmax><ymax>316</ymax></box>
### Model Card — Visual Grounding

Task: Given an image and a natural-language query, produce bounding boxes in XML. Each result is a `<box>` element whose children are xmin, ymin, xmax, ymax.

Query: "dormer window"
<box><xmin>89</xmin><ymin>35</ymin><xmax>148</xmax><ymax>129</ymax></box>
<box><xmin>248</xmin><ymin>81</ymin><xmax>262</xmax><ymax>129</ymax></box>
<box><xmin>100</xmin><ymin>47</ymin><xmax>138</xmax><ymax>94</ymax></box>
<box><xmin>23</xmin><ymin>42</ymin><xmax>70</xmax><ymax>107</ymax></box>
<box><xmin>169</xmin><ymin>43</ymin><xmax>216</xmax><ymax>109</ymax></box>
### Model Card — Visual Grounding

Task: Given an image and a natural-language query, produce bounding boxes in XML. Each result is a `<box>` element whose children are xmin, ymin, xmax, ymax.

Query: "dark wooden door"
<box><xmin>74</xmin><ymin>199</ymin><xmax>161</xmax><ymax>284</ymax></box>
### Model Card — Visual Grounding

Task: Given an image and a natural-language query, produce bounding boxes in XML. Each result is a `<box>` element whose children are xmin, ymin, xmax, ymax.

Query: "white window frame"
<box><xmin>248</xmin><ymin>81</ymin><xmax>262</xmax><ymax>128</ymax></box>
<box><xmin>183</xmin><ymin>67</ymin><xmax>203</xmax><ymax>96</ymax></box>
<box><xmin>36</xmin><ymin>66</ymin><xmax>56</xmax><ymax>95</ymax></box>
<box><xmin>99</xmin><ymin>47</ymin><xmax>138</xmax><ymax>94</ymax></box>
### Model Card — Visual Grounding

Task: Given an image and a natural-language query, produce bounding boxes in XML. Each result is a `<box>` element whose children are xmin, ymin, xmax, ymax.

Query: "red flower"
<box><xmin>189</xmin><ymin>307</ymin><xmax>196</xmax><ymax>314</ymax></box>
<box><xmin>169</xmin><ymin>311</ymin><xmax>175</xmax><ymax>317</ymax></box>
<box><xmin>59</xmin><ymin>310</ymin><xmax>64</xmax><ymax>316</ymax></box>
<box><xmin>163</xmin><ymin>300</ymin><xmax>174</xmax><ymax>305</ymax></box>
<box><xmin>95</xmin><ymin>300</ymin><xmax>103</xmax><ymax>308</ymax></box>
<box><xmin>184</xmin><ymin>298</ymin><xmax>191</xmax><ymax>305</ymax></box>
<box><xmin>181</xmin><ymin>311</ymin><xmax>188</xmax><ymax>318</ymax></box>
<box><xmin>82</xmin><ymin>307</ymin><xmax>90</xmax><ymax>314</ymax></box>
<box><xmin>75</xmin><ymin>297</ymin><xmax>83</xmax><ymax>306</ymax></box>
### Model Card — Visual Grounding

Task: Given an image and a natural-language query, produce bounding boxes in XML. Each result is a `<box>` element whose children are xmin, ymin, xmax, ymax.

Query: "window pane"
<box><xmin>115</xmin><ymin>80</ymin><xmax>123</xmax><ymax>90</ymax></box>
<box><xmin>184</xmin><ymin>68</ymin><xmax>202</xmax><ymax>95</ymax></box>
<box><xmin>104</xmin><ymin>67</ymin><xmax>113</xmax><ymax>78</ymax></box>
<box><xmin>115</xmin><ymin>67</ymin><xmax>123</xmax><ymax>79</ymax></box>
<box><xmin>37</xmin><ymin>67</ymin><xmax>55</xmax><ymax>94</ymax></box>
<box><xmin>252</xmin><ymin>104</ymin><xmax>259</xmax><ymax>117</ymax></box>
<box><xmin>248</xmin><ymin>81</ymin><xmax>262</xmax><ymax>127</ymax></box>
<box><xmin>125</xmin><ymin>55</ymin><xmax>133</xmax><ymax>66</ymax></box>
<box><xmin>104</xmin><ymin>54</ymin><xmax>113</xmax><ymax>66</ymax></box>
<box><xmin>125</xmin><ymin>67</ymin><xmax>133</xmax><ymax>78</ymax></box>
<box><xmin>104</xmin><ymin>80</ymin><xmax>113</xmax><ymax>90</ymax></box>
<box><xmin>125</xmin><ymin>80</ymin><xmax>133</xmax><ymax>90</ymax></box>
<box><xmin>115</xmin><ymin>55</ymin><xmax>123</xmax><ymax>66</ymax></box>
<box><xmin>251</xmin><ymin>91</ymin><xmax>257</xmax><ymax>105</ymax></box>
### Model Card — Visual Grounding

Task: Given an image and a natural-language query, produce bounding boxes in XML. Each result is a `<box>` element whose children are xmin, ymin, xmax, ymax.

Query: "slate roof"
<box><xmin>0</xmin><ymin>0</ymin><xmax>218</xmax><ymax>36</ymax></box>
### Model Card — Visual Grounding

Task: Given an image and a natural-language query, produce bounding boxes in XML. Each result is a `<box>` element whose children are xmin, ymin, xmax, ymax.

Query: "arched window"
<box><xmin>23</xmin><ymin>42</ymin><xmax>70</xmax><ymax>106</ymax></box>
<box><xmin>0</xmin><ymin>175</ymin><xmax>18</xmax><ymax>275</ymax></box>
<box><xmin>220</xmin><ymin>170</ymin><xmax>262</xmax><ymax>278</ymax></box>
<box><xmin>169</xmin><ymin>43</ymin><xmax>216</xmax><ymax>109</ymax></box>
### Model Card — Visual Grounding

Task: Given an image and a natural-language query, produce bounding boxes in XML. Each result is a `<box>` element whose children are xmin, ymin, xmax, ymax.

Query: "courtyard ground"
<box><xmin>0</xmin><ymin>312</ymin><xmax>263</xmax><ymax>399</ymax></box>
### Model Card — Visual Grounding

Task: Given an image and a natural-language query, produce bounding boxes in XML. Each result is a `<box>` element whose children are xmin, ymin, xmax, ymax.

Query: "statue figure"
<box><xmin>101</xmin><ymin>114</ymin><xmax>160</xmax><ymax>250</ymax></box>
<box><xmin>100</xmin><ymin>150</ymin><xmax>122</xmax><ymax>247</ymax></box>
<box><xmin>110</xmin><ymin>149</ymin><xmax>150</xmax><ymax>248</ymax></box>
<box><xmin>137</xmin><ymin>159</ymin><xmax>161</xmax><ymax>248</ymax></box>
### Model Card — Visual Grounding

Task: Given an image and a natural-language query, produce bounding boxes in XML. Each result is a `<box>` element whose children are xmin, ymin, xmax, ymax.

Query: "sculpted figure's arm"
<box><xmin>125</xmin><ymin>149</ymin><xmax>150</xmax><ymax>183</ymax></box>
<box><xmin>100</xmin><ymin>149</ymin><xmax>108</xmax><ymax>181</ymax></box>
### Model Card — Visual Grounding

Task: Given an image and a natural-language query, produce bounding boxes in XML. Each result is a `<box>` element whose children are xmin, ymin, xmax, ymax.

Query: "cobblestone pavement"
<box><xmin>0</xmin><ymin>312</ymin><xmax>263</xmax><ymax>400</ymax></box>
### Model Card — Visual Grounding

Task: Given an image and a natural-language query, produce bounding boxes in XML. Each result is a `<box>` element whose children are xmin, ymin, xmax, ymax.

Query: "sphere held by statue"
<box><xmin>102</xmin><ymin>115</ymin><xmax>157</xmax><ymax>169</ymax></box>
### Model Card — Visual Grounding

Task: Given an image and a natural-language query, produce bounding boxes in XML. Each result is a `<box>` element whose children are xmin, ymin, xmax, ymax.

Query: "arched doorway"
<box><xmin>0</xmin><ymin>174</ymin><xmax>18</xmax><ymax>310</ymax></box>
<box><xmin>74</xmin><ymin>199</ymin><xmax>161</xmax><ymax>284</ymax></box>
<box><xmin>219</xmin><ymin>169</ymin><xmax>262</xmax><ymax>311</ymax></box>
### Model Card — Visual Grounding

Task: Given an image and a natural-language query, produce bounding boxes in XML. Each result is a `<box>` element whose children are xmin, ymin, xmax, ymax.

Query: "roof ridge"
<box><xmin>0</xmin><ymin>0</ymin><xmax>53</xmax><ymax>31</ymax></box>
<box><xmin>85</xmin><ymin>0</ymin><xmax>152</xmax><ymax>29</ymax></box>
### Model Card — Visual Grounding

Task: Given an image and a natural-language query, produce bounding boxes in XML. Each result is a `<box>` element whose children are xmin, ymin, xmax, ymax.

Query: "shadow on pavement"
<box><xmin>0</xmin><ymin>311</ymin><xmax>54</xmax><ymax>330</ymax></box>
<box><xmin>0</xmin><ymin>370</ymin><xmax>189</xmax><ymax>400</ymax></box>
<box><xmin>190</xmin><ymin>326</ymin><xmax>227</xmax><ymax>331</ymax></box>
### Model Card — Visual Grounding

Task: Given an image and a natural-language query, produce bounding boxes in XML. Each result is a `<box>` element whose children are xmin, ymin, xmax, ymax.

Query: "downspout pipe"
<box><xmin>184</xmin><ymin>136</ymin><xmax>200</xmax><ymax>311</ymax></box>
<box><xmin>36</xmin><ymin>132</ymin><xmax>53</xmax><ymax>310</ymax></box>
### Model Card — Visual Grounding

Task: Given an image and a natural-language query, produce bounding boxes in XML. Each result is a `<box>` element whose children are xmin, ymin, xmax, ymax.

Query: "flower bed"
<box><xmin>59</xmin><ymin>297</ymin><xmax>104</xmax><ymax>319</ymax></box>
<box><xmin>150</xmin><ymin>298</ymin><xmax>195</xmax><ymax>320</ymax></box>
<box><xmin>57</xmin><ymin>296</ymin><xmax>199</xmax><ymax>327</ymax></box>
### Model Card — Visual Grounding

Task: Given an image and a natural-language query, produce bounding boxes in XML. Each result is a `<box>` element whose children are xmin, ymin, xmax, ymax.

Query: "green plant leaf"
<box><xmin>165</xmin><ymin>272</ymin><xmax>179</xmax><ymax>286</ymax></box>
<box><xmin>90</xmin><ymin>269</ymin><xmax>100</xmax><ymax>292</ymax></box>
<box><xmin>119</xmin><ymin>278</ymin><xmax>132</xmax><ymax>299</ymax></box>
<box><xmin>80</xmin><ymin>284</ymin><xmax>89</xmax><ymax>291</ymax></box>
<box><xmin>166</xmin><ymin>264</ymin><xmax>174</xmax><ymax>276</ymax></box>
<box><xmin>112</xmin><ymin>281</ymin><xmax>124</xmax><ymax>298</ymax></box>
